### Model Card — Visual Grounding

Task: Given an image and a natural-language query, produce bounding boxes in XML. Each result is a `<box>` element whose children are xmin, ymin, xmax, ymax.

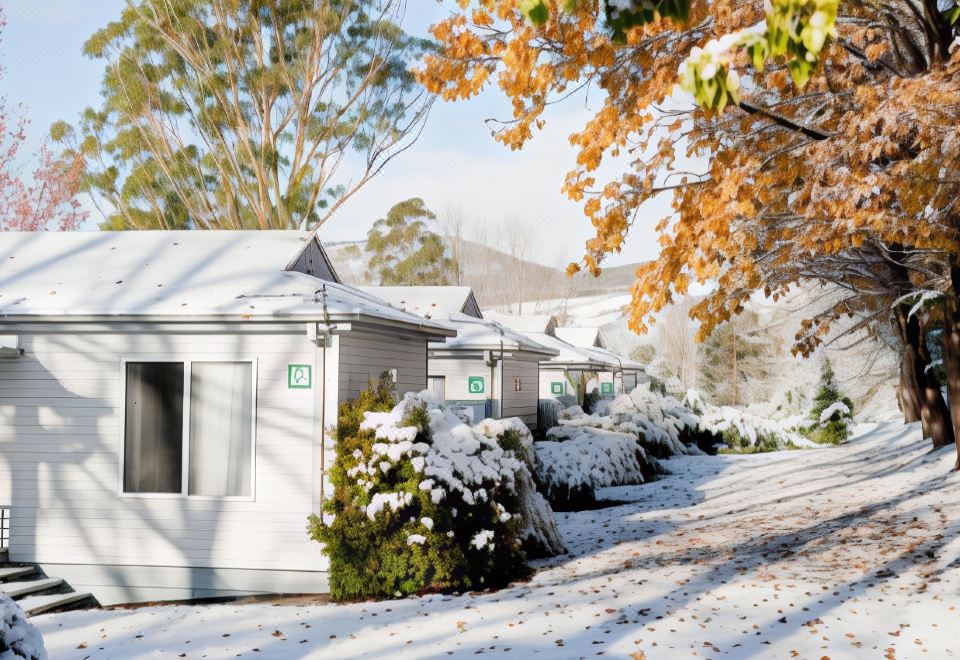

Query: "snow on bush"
<box><xmin>473</xmin><ymin>417</ymin><xmax>566</xmax><ymax>557</ymax></box>
<box><xmin>819</xmin><ymin>401</ymin><xmax>850</xmax><ymax>424</ymax></box>
<box><xmin>534</xmin><ymin>426</ymin><xmax>647</xmax><ymax>507</ymax></box>
<box><xmin>685</xmin><ymin>389</ymin><xmax>816</xmax><ymax>452</ymax></box>
<box><xmin>310</xmin><ymin>376</ymin><xmax>563</xmax><ymax>601</ymax></box>
<box><xmin>555</xmin><ymin>383</ymin><xmax>820</xmax><ymax>456</ymax></box>
<box><xmin>807</xmin><ymin>358</ymin><xmax>856</xmax><ymax>444</ymax></box>
<box><xmin>557</xmin><ymin>384</ymin><xmax>707</xmax><ymax>458</ymax></box>
<box><xmin>0</xmin><ymin>594</ymin><xmax>46</xmax><ymax>660</ymax></box>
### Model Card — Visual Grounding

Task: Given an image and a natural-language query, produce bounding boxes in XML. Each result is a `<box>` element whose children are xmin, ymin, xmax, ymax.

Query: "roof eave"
<box><xmin>0</xmin><ymin>310</ymin><xmax>458</xmax><ymax>337</ymax></box>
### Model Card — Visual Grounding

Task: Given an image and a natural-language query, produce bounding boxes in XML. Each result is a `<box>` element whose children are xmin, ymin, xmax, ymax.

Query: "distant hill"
<box><xmin>573</xmin><ymin>262</ymin><xmax>641</xmax><ymax>294</ymax></box>
<box><xmin>326</xmin><ymin>237</ymin><xmax>584</xmax><ymax>311</ymax></box>
<box><xmin>325</xmin><ymin>234</ymin><xmax>647</xmax><ymax>350</ymax></box>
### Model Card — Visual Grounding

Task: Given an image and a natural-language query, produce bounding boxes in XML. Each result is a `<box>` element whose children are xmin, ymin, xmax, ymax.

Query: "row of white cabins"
<box><xmin>0</xmin><ymin>231</ymin><xmax>645</xmax><ymax>609</ymax></box>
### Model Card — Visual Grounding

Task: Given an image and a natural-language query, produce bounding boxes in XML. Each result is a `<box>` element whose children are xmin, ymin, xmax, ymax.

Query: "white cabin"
<box><xmin>359</xmin><ymin>287</ymin><xmax>557</xmax><ymax>428</ymax></box>
<box><xmin>482</xmin><ymin>314</ymin><xmax>647</xmax><ymax>407</ymax></box>
<box><xmin>0</xmin><ymin>231</ymin><xmax>454</xmax><ymax>605</ymax></box>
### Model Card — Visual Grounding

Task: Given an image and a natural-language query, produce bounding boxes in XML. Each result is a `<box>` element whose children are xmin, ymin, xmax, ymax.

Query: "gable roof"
<box><xmin>359</xmin><ymin>286</ymin><xmax>482</xmax><ymax>319</ymax></box>
<box><xmin>525</xmin><ymin>332</ymin><xmax>611</xmax><ymax>370</ymax></box>
<box><xmin>0</xmin><ymin>231</ymin><xmax>453</xmax><ymax>335</ymax></box>
<box><xmin>580</xmin><ymin>345</ymin><xmax>645</xmax><ymax>371</ymax></box>
<box><xmin>432</xmin><ymin>314</ymin><xmax>558</xmax><ymax>356</ymax></box>
<box><xmin>360</xmin><ymin>287</ymin><xmax>556</xmax><ymax>356</ymax></box>
<box><xmin>554</xmin><ymin>326</ymin><xmax>607</xmax><ymax>349</ymax></box>
<box><xmin>481</xmin><ymin>311</ymin><xmax>557</xmax><ymax>334</ymax></box>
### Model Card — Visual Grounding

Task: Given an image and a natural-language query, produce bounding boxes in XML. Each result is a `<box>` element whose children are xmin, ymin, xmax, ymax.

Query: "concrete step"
<box><xmin>0</xmin><ymin>566</ymin><xmax>35</xmax><ymax>582</ymax></box>
<box><xmin>18</xmin><ymin>591</ymin><xmax>94</xmax><ymax>616</ymax></box>
<box><xmin>0</xmin><ymin>577</ymin><xmax>63</xmax><ymax>599</ymax></box>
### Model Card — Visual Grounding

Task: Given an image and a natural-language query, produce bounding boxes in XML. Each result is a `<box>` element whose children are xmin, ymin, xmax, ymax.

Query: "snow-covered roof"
<box><xmin>0</xmin><ymin>231</ymin><xmax>453</xmax><ymax>335</ymax></box>
<box><xmin>525</xmin><ymin>332</ymin><xmax>611</xmax><ymax>370</ymax></box>
<box><xmin>359</xmin><ymin>286</ymin><xmax>482</xmax><ymax>319</ymax></box>
<box><xmin>581</xmin><ymin>346</ymin><xmax>645</xmax><ymax>371</ymax></box>
<box><xmin>434</xmin><ymin>314</ymin><xmax>558</xmax><ymax>356</ymax></box>
<box><xmin>555</xmin><ymin>326</ymin><xmax>607</xmax><ymax>349</ymax></box>
<box><xmin>357</xmin><ymin>288</ymin><xmax>555</xmax><ymax>356</ymax></box>
<box><xmin>481</xmin><ymin>311</ymin><xmax>557</xmax><ymax>334</ymax></box>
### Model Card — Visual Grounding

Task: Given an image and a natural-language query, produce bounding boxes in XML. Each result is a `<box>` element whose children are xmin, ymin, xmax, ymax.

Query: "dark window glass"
<box><xmin>124</xmin><ymin>362</ymin><xmax>184</xmax><ymax>493</ymax></box>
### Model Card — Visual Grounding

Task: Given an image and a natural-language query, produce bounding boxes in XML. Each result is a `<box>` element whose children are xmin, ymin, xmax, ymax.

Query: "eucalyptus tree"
<box><xmin>54</xmin><ymin>0</ymin><xmax>433</xmax><ymax>230</ymax></box>
<box><xmin>366</xmin><ymin>197</ymin><xmax>456</xmax><ymax>286</ymax></box>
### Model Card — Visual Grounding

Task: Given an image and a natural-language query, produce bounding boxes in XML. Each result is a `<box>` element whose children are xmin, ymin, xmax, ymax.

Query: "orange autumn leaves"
<box><xmin>418</xmin><ymin>1</ymin><xmax>960</xmax><ymax>349</ymax></box>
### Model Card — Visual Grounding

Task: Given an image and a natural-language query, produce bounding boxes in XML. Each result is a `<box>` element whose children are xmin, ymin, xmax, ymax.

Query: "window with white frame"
<box><xmin>428</xmin><ymin>376</ymin><xmax>446</xmax><ymax>403</ymax></box>
<box><xmin>123</xmin><ymin>360</ymin><xmax>255</xmax><ymax>497</ymax></box>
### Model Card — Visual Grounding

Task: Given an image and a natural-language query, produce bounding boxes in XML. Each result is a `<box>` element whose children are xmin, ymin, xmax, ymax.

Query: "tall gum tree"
<box><xmin>418</xmin><ymin>0</ymin><xmax>960</xmax><ymax>467</ymax></box>
<box><xmin>55</xmin><ymin>0</ymin><xmax>434</xmax><ymax>231</ymax></box>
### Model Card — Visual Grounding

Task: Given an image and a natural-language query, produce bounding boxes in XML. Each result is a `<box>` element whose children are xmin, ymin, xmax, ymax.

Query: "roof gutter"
<box><xmin>0</xmin><ymin>310</ymin><xmax>456</xmax><ymax>338</ymax></box>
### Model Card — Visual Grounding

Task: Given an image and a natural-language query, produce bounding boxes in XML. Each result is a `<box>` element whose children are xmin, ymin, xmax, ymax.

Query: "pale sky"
<box><xmin>1</xmin><ymin>0</ymin><xmax>671</xmax><ymax>268</ymax></box>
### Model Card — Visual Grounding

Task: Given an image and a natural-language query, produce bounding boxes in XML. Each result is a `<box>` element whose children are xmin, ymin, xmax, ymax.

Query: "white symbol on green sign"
<box><xmin>468</xmin><ymin>376</ymin><xmax>485</xmax><ymax>394</ymax></box>
<box><xmin>550</xmin><ymin>382</ymin><xmax>564</xmax><ymax>395</ymax></box>
<box><xmin>288</xmin><ymin>364</ymin><xmax>312</xmax><ymax>389</ymax></box>
<box><xmin>601</xmin><ymin>382</ymin><xmax>614</xmax><ymax>394</ymax></box>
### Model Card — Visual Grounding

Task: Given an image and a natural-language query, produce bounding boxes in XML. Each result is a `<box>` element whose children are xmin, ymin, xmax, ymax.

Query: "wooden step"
<box><xmin>0</xmin><ymin>566</ymin><xmax>34</xmax><ymax>582</ymax></box>
<box><xmin>0</xmin><ymin>577</ymin><xmax>62</xmax><ymax>599</ymax></box>
<box><xmin>18</xmin><ymin>591</ymin><xmax>93</xmax><ymax>616</ymax></box>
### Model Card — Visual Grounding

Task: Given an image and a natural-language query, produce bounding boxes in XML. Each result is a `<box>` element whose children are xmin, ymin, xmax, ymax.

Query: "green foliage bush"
<box><xmin>308</xmin><ymin>375</ymin><xmax>531</xmax><ymax>602</ymax></box>
<box><xmin>582</xmin><ymin>388</ymin><xmax>600</xmax><ymax>414</ymax></box>
<box><xmin>807</xmin><ymin>358</ymin><xmax>855</xmax><ymax>445</ymax></box>
<box><xmin>717</xmin><ymin>427</ymin><xmax>780</xmax><ymax>454</ymax></box>
<box><xmin>648</xmin><ymin>376</ymin><xmax>668</xmax><ymax>397</ymax></box>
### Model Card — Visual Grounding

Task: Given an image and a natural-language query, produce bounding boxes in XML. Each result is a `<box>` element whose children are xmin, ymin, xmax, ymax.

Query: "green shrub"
<box><xmin>648</xmin><ymin>376</ymin><xmax>668</xmax><ymax>397</ymax></box>
<box><xmin>308</xmin><ymin>375</ymin><xmax>531</xmax><ymax>602</ymax></box>
<box><xmin>718</xmin><ymin>428</ymin><xmax>779</xmax><ymax>453</ymax></box>
<box><xmin>583</xmin><ymin>388</ymin><xmax>600</xmax><ymax>414</ymax></box>
<box><xmin>807</xmin><ymin>358</ymin><xmax>855</xmax><ymax>445</ymax></box>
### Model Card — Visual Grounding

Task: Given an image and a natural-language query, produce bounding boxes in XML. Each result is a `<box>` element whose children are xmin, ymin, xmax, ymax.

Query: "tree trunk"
<box><xmin>894</xmin><ymin>311</ymin><xmax>923</xmax><ymax>423</ymax></box>
<box><xmin>732</xmin><ymin>333</ymin><xmax>738</xmax><ymax>407</ymax></box>
<box><xmin>895</xmin><ymin>304</ymin><xmax>954</xmax><ymax>449</ymax></box>
<box><xmin>897</xmin><ymin>343</ymin><xmax>922</xmax><ymax>423</ymax></box>
<box><xmin>942</xmin><ymin>265</ymin><xmax>960</xmax><ymax>470</ymax></box>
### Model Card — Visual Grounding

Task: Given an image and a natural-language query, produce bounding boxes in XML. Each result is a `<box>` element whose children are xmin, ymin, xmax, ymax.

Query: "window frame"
<box><xmin>118</xmin><ymin>355</ymin><xmax>258</xmax><ymax>501</ymax></box>
<box><xmin>427</xmin><ymin>375</ymin><xmax>446</xmax><ymax>403</ymax></box>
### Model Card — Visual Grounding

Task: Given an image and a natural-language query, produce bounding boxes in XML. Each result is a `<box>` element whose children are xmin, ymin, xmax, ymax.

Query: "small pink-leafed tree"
<box><xmin>0</xmin><ymin>8</ymin><xmax>87</xmax><ymax>231</ymax></box>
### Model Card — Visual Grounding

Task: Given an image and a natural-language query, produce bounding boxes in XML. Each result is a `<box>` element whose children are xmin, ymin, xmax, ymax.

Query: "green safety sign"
<box><xmin>550</xmin><ymin>382</ymin><xmax>565</xmax><ymax>395</ymax></box>
<box><xmin>288</xmin><ymin>364</ymin><xmax>312</xmax><ymax>389</ymax></box>
<box><xmin>601</xmin><ymin>382</ymin><xmax>614</xmax><ymax>395</ymax></box>
<box><xmin>467</xmin><ymin>376</ymin><xmax>485</xmax><ymax>394</ymax></box>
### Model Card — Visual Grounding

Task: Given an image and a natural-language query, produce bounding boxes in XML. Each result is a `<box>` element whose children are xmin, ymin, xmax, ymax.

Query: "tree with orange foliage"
<box><xmin>418</xmin><ymin>0</ymin><xmax>960</xmax><ymax>468</ymax></box>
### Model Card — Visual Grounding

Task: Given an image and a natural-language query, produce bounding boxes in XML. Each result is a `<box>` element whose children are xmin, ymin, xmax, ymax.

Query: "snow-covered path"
<box><xmin>37</xmin><ymin>423</ymin><xmax>960</xmax><ymax>659</ymax></box>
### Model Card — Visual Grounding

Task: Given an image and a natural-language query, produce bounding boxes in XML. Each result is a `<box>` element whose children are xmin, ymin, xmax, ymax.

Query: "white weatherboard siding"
<box><xmin>336</xmin><ymin>330</ymin><xmax>428</xmax><ymax>402</ymax></box>
<box><xmin>0</xmin><ymin>327</ymin><xmax>326</xmax><ymax>603</ymax></box>
<box><xmin>428</xmin><ymin>355</ymin><xmax>494</xmax><ymax>423</ymax></box>
<box><xmin>539</xmin><ymin>367</ymin><xmax>574</xmax><ymax>401</ymax></box>
<box><xmin>587</xmin><ymin>371</ymin><xmax>616</xmax><ymax>395</ymax></box>
<box><xmin>429</xmin><ymin>357</ymin><xmax>491</xmax><ymax>402</ymax></box>
<box><xmin>427</xmin><ymin>355</ymin><xmax>540</xmax><ymax>427</ymax></box>
<box><xmin>500</xmin><ymin>356</ymin><xmax>540</xmax><ymax>427</ymax></box>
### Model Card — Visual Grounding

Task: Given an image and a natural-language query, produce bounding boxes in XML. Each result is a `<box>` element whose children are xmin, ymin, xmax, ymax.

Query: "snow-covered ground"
<box><xmin>35</xmin><ymin>422</ymin><xmax>960</xmax><ymax>659</ymax></box>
